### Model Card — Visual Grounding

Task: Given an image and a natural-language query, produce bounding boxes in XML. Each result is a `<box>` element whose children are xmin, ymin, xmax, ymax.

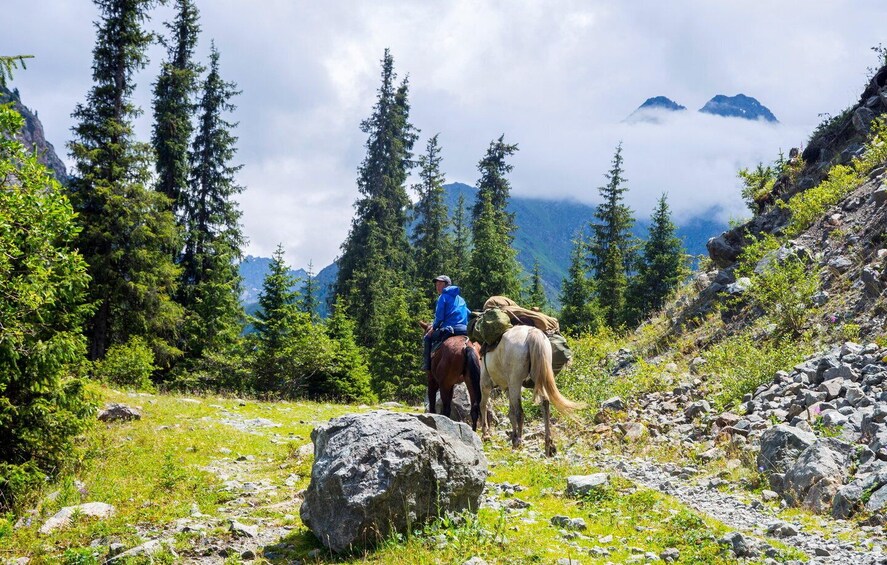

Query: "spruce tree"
<box><xmin>450</xmin><ymin>192</ymin><xmax>471</xmax><ymax>287</ymax></box>
<box><xmin>465</xmin><ymin>137</ymin><xmax>521</xmax><ymax>307</ymax></box>
<box><xmin>334</xmin><ymin>49</ymin><xmax>417</xmax><ymax>347</ymax></box>
<box><xmin>465</xmin><ymin>190</ymin><xmax>521</xmax><ymax>308</ymax></box>
<box><xmin>369</xmin><ymin>286</ymin><xmax>425</xmax><ymax>402</ymax></box>
<box><xmin>559</xmin><ymin>236</ymin><xmax>603</xmax><ymax>335</ymax></box>
<box><xmin>411</xmin><ymin>134</ymin><xmax>451</xmax><ymax>302</ymax></box>
<box><xmin>629</xmin><ymin>194</ymin><xmax>686</xmax><ymax>323</ymax></box>
<box><xmin>68</xmin><ymin>0</ymin><xmax>183</xmax><ymax>366</ymax></box>
<box><xmin>322</xmin><ymin>297</ymin><xmax>375</xmax><ymax>402</ymax></box>
<box><xmin>300</xmin><ymin>260</ymin><xmax>319</xmax><ymax>321</ymax></box>
<box><xmin>252</xmin><ymin>245</ymin><xmax>305</xmax><ymax>393</ymax></box>
<box><xmin>588</xmin><ymin>143</ymin><xmax>636</xmax><ymax>328</ymax></box>
<box><xmin>152</xmin><ymin>0</ymin><xmax>201</xmax><ymax>218</ymax></box>
<box><xmin>526</xmin><ymin>260</ymin><xmax>547</xmax><ymax>310</ymax></box>
<box><xmin>471</xmin><ymin>135</ymin><xmax>518</xmax><ymax>234</ymax></box>
<box><xmin>178</xmin><ymin>42</ymin><xmax>245</xmax><ymax>364</ymax></box>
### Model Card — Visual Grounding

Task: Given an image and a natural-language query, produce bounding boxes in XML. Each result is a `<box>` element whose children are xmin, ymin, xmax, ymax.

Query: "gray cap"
<box><xmin>433</xmin><ymin>275</ymin><xmax>452</xmax><ymax>286</ymax></box>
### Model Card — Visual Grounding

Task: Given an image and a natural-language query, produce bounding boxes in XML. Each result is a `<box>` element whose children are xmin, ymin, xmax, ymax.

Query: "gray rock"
<box><xmin>97</xmin><ymin>403</ymin><xmax>141</xmax><ymax>422</ymax></box>
<box><xmin>601</xmin><ymin>396</ymin><xmax>625</xmax><ymax>411</ymax></box>
<box><xmin>684</xmin><ymin>400</ymin><xmax>710</xmax><ymax>420</ymax></box>
<box><xmin>300</xmin><ymin>411</ymin><xmax>487</xmax><ymax>553</ymax></box>
<box><xmin>853</xmin><ymin>107</ymin><xmax>876</xmax><ymax>133</ymax></box>
<box><xmin>660</xmin><ymin>547</ymin><xmax>680</xmax><ymax>562</ymax></box>
<box><xmin>720</xmin><ymin>531</ymin><xmax>749</xmax><ymax>557</ymax></box>
<box><xmin>726</xmin><ymin>277</ymin><xmax>752</xmax><ymax>295</ymax></box>
<box><xmin>783</xmin><ymin>438</ymin><xmax>853</xmax><ymax>513</ymax></box>
<box><xmin>707</xmin><ymin>233</ymin><xmax>742</xmax><ymax>268</ymax></box>
<box><xmin>230</xmin><ymin>520</ymin><xmax>258</xmax><ymax>538</ymax></box>
<box><xmin>757</xmin><ymin>425</ymin><xmax>816</xmax><ymax>475</ymax></box>
<box><xmin>828</xmin><ymin>256</ymin><xmax>853</xmax><ymax>273</ymax></box>
<box><xmin>108</xmin><ymin>539</ymin><xmax>172</xmax><ymax>562</ymax></box>
<box><xmin>463</xmin><ymin>558</ymin><xmax>489</xmax><ymax>565</ymax></box>
<box><xmin>566</xmin><ymin>473</ymin><xmax>609</xmax><ymax>497</ymax></box>
<box><xmin>862</xmin><ymin>267</ymin><xmax>883</xmax><ymax>298</ymax></box>
<box><xmin>39</xmin><ymin>502</ymin><xmax>115</xmax><ymax>534</ymax></box>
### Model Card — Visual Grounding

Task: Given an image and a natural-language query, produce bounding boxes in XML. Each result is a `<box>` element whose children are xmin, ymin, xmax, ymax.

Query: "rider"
<box><xmin>423</xmin><ymin>275</ymin><xmax>469</xmax><ymax>372</ymax></box>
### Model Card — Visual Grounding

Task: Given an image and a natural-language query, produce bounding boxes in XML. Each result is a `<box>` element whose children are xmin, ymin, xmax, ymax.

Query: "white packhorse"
<box><xmin>478</xmin><ymin>325</ymin><xmax>583</xmax><ymax>456</ymax></box>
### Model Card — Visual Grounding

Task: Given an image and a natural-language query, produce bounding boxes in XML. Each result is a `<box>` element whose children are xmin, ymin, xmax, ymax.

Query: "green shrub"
<box><xmin>93</xmin><ymin>336</ymin><xmax>156</xmax><ymax>391</ymax></box>
<box><xmin>738</xmin><ymin>163</ymin><xmax>777</xmax><ymax>211</ymax></box>
<box><xmin>734</xmin><ymin>233</ymin><xmax>780</xmax><ymax>279</ymax></box>
<box><xmin>0</xmin><ymin>104</ymin><xmax>96</xmax><ymax>509</ymax></box>
<box><xmin>746</xmin><ymin>256</ymin><xmax>819</xmax><ymax>335</ymax></box>
<box><xmin>706</xmin><ymin>332</ymin><xmax>811</xmax><ymax>410</ymax></box>
<box><xmin>783</xmin><ymin>164</ymin><xmax>862</xmax><ymax>236</ymax></box>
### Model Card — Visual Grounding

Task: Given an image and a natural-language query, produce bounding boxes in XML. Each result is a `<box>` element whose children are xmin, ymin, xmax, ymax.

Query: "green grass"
<box><xmin>0</xmin><ymin>385</ymin><xmax>808</xmax><ymax>564</ymax></box>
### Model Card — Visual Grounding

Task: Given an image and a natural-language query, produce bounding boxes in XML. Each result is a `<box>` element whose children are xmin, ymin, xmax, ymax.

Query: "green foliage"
<box><xmin>465</xmin><ymin>190</ymin><xmax>522</xmax><ymax>308</ymax></box>
<box><xmin>0</xmin><ymin>55</ymin><xmax>33</xmax><ymax>87</ymax></box>
<box><xmin>747</xmin><ymin>256</ymin><xmax>819</xmax><ymax>335</ymax></box>
<box><xmin>555</xmin><ymin>327</ymin><xmax>620</xmax><ymax>408</ymax></box>
<box><xmin>589</xmin><ymin>143</ymin><xmax>637</xmax><ymax>328</ymax></box>
<box><xmin>62</xmin><ymin>547</ymin><xmax>99</xmax><ymax>565</ymax></box>
<box><xmin>93</xmin><ymin>336</ymin><xmax>156</xmax><ymax>391</ymax></box>
<box><xmin>0</xmin><ymin>104</ymin><xmax>96</xmax><ymax>509</ymax></box>
<box><xmin>738</xmin><ymin>162</ymin><xmax>777</xmax><ymax>211</ymax></box>
<box><xmin>525</xmin><ymin>260</ymin><xmax>547</xmax><ymax>310</ymax></box>
<box><xmin>369</xmin><ymin>287</ymin><xmax>425</xmax><ymax>402</ymax></box>
<box><xmin>705</xmin><ymin>332</ymin><xmax>812</xmax><ymax>410</ymax></box>
<box><xmin>335</xmin><ymin>49</ymin><xmax>417</xmax><ymax>348</ymax></box>
<box><xmin>411</xmin><ymin>134</ymin><xmax>453</xmax><ymax>302</ymax></box>
<box><xmin>735</xmin><ymin>233</ymin><xmax>780</xmax><ymax>279</ymax></box>
<box><xmin>628</xmin><ymin>193</ymin><xmax>686</xmax><ymax>324</ymax></box>
<box><xmin>178</xmin><ymin>43</ymin><xmax>245</xmax><ymax>367</ymax></box>
<box><xmin>559</xmin><ymin>236</ymin><xmax>603</xmax><ymax>335</ymax></box>
<box><xmin>449</xmin><ymin>192</ymin><xmax>472</xmax><ymax>287</ymax></box>
<box><xmin>471</xmin><ymin>135</ymin><xmax>519</xmax><ymax>233</ymax></box>
<box><xmin>785</xmin><ymin>115</ymin><xmax>887</xmax><ymax>236</ymax></box>
<box><xmin>68</xmin><ymin>0</ymin><xmax>183</xmax><ymax>367</ymax></box>
<box><xmin>152</xmin><ymin>0</ymin><xmax>202</xmax><ymax>216</ymax></box>
<box><xmin>321</xmin><ymin>298</ymin><xmax>376</xmax><ymax>403</ymax></box>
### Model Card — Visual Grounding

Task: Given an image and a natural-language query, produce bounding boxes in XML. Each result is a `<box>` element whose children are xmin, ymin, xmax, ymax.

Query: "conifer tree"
<box><xmin>369</xmin><ymin>287</ymin><xmax>425</xmax><ymax>402</ymax></box>
<box><xmin>178</xmin><ymin>43</ymin><xmax>245</xmax><ymax>363</ymax></box>
<box><xmin>526</xmin><ymin>260</ymin><xmax>547</xmax><ymax>310</ymax></box>
<box><xmin>559</xmin><ymin>236</ymin><xmax>603</xmax><ymax>335</ymax></box>
<box><xmin>68</xmin><ymin>0</ymin><xmax>182</xmax><ymax>365</ymax></box>
<box><xmin>334</xmin><ymin>49</ymin><xmax>418</xmax><ymax>347</ymax></box>
<box><xmin>252</xmin><ymin>245</ymin><xmax>305</xmax><ymax>392</ymax></box>
<box><xmin>152</xmin><ymin>0</ymin><xmax>201</xmax><ymax>218</ymax></box>
<box><xmin>588</xmin><ymin>143</ymin><xmax>636</xmax><ymax>328</ymax></box>
<box><xmin>322</xmin><ymin>297</ymin><xmax>375</xmax><ymax>402</ymax></box>
<box><xmin>471</xmin><ymin>135</ymin><xmax>519</xmax><ymax>235</ymax></box>
<box><xmin>465</xmin><ymin>137</ymin><xmax>521</xmax><ymax>307</ymax></box>
<box><xmin>300</xmin><ymin>260</ymin><xmax>319</xmax><ymax>321</ymax></box>
<box><xmin>411</xmin><ymin>134</ymin><xmax>451</xmax><ymax>302</ymax></box>
<box><xmin>450</xmin><ymin>192</ymin><xmax>471</xmax><ymax>287</ymax></box>
<box><xmin>629</xmin><ymin>194</ymin><xmax>686</xmax><ymax>323</ymax></box>
<box><xmin>465</xmin><ymin>191</ymin><xmax>521</xmax><ymax>308</ymax></box>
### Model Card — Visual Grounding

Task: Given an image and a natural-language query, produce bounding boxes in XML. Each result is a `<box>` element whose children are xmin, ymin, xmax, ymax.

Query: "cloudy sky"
<box><xmin>5</xmin><ymin>1</ymin><xmax>887</xmax><ymax>269</ymax></box>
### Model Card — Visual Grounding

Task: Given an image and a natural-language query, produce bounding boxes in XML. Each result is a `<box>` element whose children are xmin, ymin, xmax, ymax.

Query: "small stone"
<box><xmin>97</xmin><ymin>403</ymin><xmax>141</xmax><ymax>422</ymax></box>
<box><xmin>230</xmin><ymin>519</ymin><xmax>258</xmax><ymax>538</ymax></box>
<box><xmin>660</xmin><ymin>547</ymin><xmax>680</xmax><ymax>562</ymax></box>
<box><xmin>241</xmin><ymin>549</ymin><xmax>256</xmax><ymax>560</ymax></box>
<box><xmin>39</xmin><ymin>502</ymin><xmax>115</xmax><ymax>534</ymax></box>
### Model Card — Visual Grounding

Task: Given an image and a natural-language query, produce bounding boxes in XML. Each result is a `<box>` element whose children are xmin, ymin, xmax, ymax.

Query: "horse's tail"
<box><xmin>528</xmin><ymin>328</ymin><xmax>585</xmax><ymax>413</ymax></box>
<box><xmin>464</xmin><ymin>342</ymin><xmax>482</xmax><ymax>428</ymax></box>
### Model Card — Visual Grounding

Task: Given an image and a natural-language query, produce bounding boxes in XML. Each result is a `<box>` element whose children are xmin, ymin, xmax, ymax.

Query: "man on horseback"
<box><xmin>422</xmin><ymin>275</ymin><xmax>469</xmax><ymax>372</ymax></box>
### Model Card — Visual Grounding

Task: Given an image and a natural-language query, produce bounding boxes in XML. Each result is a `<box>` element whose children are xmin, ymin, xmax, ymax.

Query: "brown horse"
<box><xmin>419</xmin><ymin>321</ymin><xmax>482</xmax><ymax>430</ymax></box>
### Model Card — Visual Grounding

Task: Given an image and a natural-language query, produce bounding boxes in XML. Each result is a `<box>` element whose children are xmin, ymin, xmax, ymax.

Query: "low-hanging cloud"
<box><xmin>5</xmin><ymin>0</ymin><xmax>887</xmax><ymax>269</ymax></box>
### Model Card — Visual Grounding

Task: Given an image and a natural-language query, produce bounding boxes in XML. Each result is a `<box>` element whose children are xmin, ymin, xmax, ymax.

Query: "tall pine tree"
<box><xmin>411</xmin><ymin>134</ymin><xmax>452</xmax><ymax>302</ymax></box>
<box><xmin>152</xmin><ymin>0</ymin><xmax>201</xmax><ymax>219</ymax></box>
<box><xmin>526</xmin><ymin>260</ymin><xmax>547</xmax><ymax>310</ymax></box>
<box><xmin>334</xmin><ymin>49</ymin><xmax>417</xmax><ymax>347</ymax></box>
<box><xmin>559</xmin><ymin>236</ymin><xmax>603</xmax><ymax>335</ymax></box>
<box><xmin>628</xmin><ymin>193</ymin><xmax>686</xmax><ymax>323</ymax></box>
<box><xmin>300</xmin><ymin>260</ymin><xmax>319</xmax><ymax>321</ymax></box>
<box><xmin>588</xmin><ymin>143</ymin><xmax>636</xmax><ymax>328</ymax></box>
<box><xmin>178</xmin><ymin>42</ymin><xmax>245</xmax><ymax>364</ymax></box>
<box><xmin>450</xmin><ymin>192</ymin><xmax>471</xmax><ymax>287</ymax></box>
<box><xmin>68</xmin><ymin>0</ymin><xmax>182</xmax><ymax>365</ymax></box>
<box><xmin>465</xmin><ymin>137</ymin><xmax>521</xmax><ymax>308</ymax></box>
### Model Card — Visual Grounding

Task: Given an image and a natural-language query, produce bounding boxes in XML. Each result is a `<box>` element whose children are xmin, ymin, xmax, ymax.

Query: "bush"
<box><xmin>783</xmin><ymin>164</ymin><xmax>862</xmax><ymax>236</ymax></box>
<box><xmin>705</xmin><ymin>331</ymin><xmax>812</xmax><ymax>410</ymax></box>
<box><xmin>746</xmin><ymin>256</ymin><xmax>819</xmax><ymax>335</ymax></box>
<box><xmin>0</xmin><ymin>104</ymin><xmax>95</xmax><ymax>509</ymax></box>
<box><xmin>93</xmin><ymin>336</ymin><xmax>156</xmax><ymax>390</ymax></box>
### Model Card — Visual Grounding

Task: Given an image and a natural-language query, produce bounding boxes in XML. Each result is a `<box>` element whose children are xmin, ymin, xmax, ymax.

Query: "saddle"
<box><xmin>430</xmin><ymin>334</ymin><xmax>469</xmax><ymax>359</ymax></box>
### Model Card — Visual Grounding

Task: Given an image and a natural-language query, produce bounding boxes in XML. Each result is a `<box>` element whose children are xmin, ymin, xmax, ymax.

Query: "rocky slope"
<box><xmin>1</xmin><ymin>85</ymin><xmax>67</xmax><ymax>183</ymax></box>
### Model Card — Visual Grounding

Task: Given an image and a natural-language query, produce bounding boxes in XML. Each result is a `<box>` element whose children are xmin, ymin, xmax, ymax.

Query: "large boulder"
<box><xmin>300</xmin><ymin>411</ymin><xmax>488</xmax><ymax>553</ymax></box>
<box><xmin>782</xmin><ymin>438</ymin><xmax>854</xmax><ymax>513</ymax></box>
<box><xmin>757</xmin><ymin>424</ymin><xmax>817</xmax><ymax>475</ymax></box>
<box><xmin>39</xmin><ymin>502</ymin><xmax>115</xmax><ymax>534</ymax></box>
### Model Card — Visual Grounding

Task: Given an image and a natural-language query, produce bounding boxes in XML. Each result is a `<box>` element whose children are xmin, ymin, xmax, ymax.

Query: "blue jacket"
<box><xmin>433</xmin><ymin>286</ymin><xmax>468</xmax><ymax>331</ymax></box>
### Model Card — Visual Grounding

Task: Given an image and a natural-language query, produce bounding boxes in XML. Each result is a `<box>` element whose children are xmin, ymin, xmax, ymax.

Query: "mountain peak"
<box><xmin>699</xmin><ymin>93</ymin><xmax>778</xmax><ymax>122</ymax></box>
<box><xmin>625</xmin><ymin>96</ymin><xmax>687</xmax><ymax>123</ymax></box>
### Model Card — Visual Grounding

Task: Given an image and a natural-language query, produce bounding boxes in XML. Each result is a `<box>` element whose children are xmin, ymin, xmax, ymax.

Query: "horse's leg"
<box><xmin>441</xmin><ymin>385</ymin><xmax>454</xmax><ymax>420</ymax></box>
<box><xmin>542</xmin><ymin>398</ymin><xmax>555</xmax><ymax>457</ymax></box>
<box><xmin>427</xmin><ymin>372</ymin><xmax>438</xmax><ymax>415</ymax></box>
<box><xmin>479</xmin><ymin>367</ymin><xmax>493</xmax><ymax>441</ymax></box>
<box><xmin>508</xmin><ymin>384</ymin><xmax>523</xmax><ymax>449</ymax></box>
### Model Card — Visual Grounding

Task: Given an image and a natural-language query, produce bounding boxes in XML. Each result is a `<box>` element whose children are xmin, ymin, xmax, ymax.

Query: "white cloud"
<box><xmin>4</xmin><ymin>0</ymin><xmax>887</xmax><ymax>269</ymax></box>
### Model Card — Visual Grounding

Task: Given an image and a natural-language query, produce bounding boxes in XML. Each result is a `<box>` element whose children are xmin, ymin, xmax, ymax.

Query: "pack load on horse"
<box><xmin>421</xmin><ymin>276</ymin><xmax>481</xmax><ymax>428</ymax></box>
<box><xmin>470</xmin><ymin>296</ymin><xmax>581</xmax><ymax>456</ymax></box>
<box><xmin>469</xmin><ymin>295</ymin><xmax>573</xmax><ymax>374</ymax></box>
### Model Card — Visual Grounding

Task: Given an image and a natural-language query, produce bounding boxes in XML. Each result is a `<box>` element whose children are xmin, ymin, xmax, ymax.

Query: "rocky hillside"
<box><xmin>0</xmin><ymin>85</ymin><xmax>67</xmax><ymax>183</ymax></box>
